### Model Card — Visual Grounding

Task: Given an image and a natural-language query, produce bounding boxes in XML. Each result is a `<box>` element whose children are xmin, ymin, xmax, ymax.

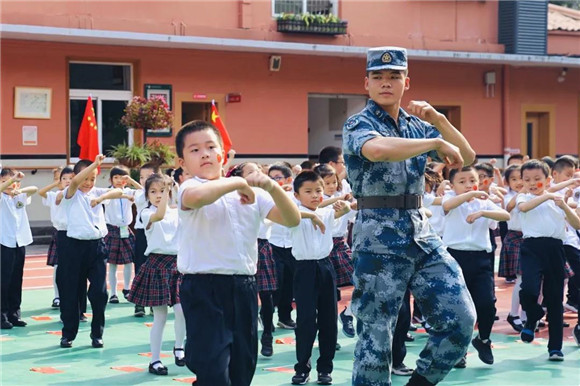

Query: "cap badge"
<box><xmin>381</xmin><ymin>53</ymin><xmax>392</xmax><ymax>64</ymax></box>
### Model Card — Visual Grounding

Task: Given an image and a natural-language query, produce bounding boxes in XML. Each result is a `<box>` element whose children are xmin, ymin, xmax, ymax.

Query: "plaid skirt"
<box><xmin>46</xmin><ymin>229</ymin><xmax>59</xmax><ymax>266</ymax></box>
<box><xmin>127</xmin><ymin>253</ymin><xmax>181</xmax><ymax>307</ymax></box>
<box><xmin>329</xmin><ymin>237</ymin><xmax>354</xmax><ymax>287</ymax></box>
<box><xmin>104</xmin><ymin>224</ymin><xmax>135</xmax><ymax>265</ymax></box>
<box><xmin>499</xmin><ymin>230</ymin><xmax>522</xmax><ymax>277</ymax></box>
<box><xmin>257</xmin><ymin>238</ymin><xmax>278</xmax><ymax>292</ymax></box>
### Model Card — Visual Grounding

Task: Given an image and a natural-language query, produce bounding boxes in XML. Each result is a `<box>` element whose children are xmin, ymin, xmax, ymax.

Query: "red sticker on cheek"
<box><xmin>483</xmin><ymin>179</ymin><xmax>489</xmax><ymax>185</ymax></box>
<box><xmin>472</xmin><ymin>185</ymin><xmax>478</xmax><ymax>191</ymax></box>
<box><xmin>319</xmin><ymin>196</ymin><xmax>324</xmax><ymax>203</ymax></box>
<box><xmin>278</xmin><ymin>180</ymin><xmax>284</xmax><ymax>186</ymax></box>
<box><xmin>217</xmin><ymin>153</ymin><xmax>223</xmax><ymax>164</ymax></box>
<box><xmin>537</xmin><ymin>182</ymin><xmax>543</xmax><ymax>188</ymax></box>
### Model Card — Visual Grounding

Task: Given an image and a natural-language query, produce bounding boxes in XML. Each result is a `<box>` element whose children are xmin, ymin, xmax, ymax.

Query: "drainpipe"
<box><xmin>502</xmin><ymin>64</ymin><xmax>510</xmax><ymax>166</ymax></box>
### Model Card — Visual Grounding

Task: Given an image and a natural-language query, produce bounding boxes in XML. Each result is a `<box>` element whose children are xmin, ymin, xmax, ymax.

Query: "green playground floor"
<box><xmin>0</xmin><ymin>288</ymin><xmax>579</xmax><ymax>386</ymax></box>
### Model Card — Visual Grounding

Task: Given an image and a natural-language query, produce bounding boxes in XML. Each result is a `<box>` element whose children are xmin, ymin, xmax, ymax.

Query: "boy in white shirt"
<box><xmin>442</xmin><ymin>166</ymin><xmax>510</xmax><ymax>367</ymax></box>
<box><xmin>175</xmin><ymin>120</ymin><xmax>300</xmax><ymax>386</ymax></box>
<box><xmin>0</xmin><ymin>169</ymin><xmax>37</xmax><ymax>329</ymax></box>
<box><xmin>516</xmin><ymin>159</ymin><xmax>580</xmax><ymax>361</ymax></box>
<box><xmin>104</xmin><ymin>165</ymin><xmax>142</xmax><ymax>304</ymax></box>
<box><xmin>289</xmin><ymin>170</ymin><xmax>351</xmax><ymax>385</ymax></box>
<box><xmin>58</xmin><ymin>155</ymin><xmax>124</xmax><ymax>348</ymax></box>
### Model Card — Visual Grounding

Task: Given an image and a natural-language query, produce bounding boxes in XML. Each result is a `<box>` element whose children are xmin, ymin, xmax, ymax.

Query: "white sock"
<box><xmin>123</xmin><ymin>264</ymin><xmax>132</xmax><ymax>290</ymax></box>
<box><xmin>150</xmin><ymin>306</ymin><xmax>168</xmax><ymax>364</ymax></box>
<box><xmin>108</xmin><ymin>264</ymin><xmax>118</xmax><ymax>296</ymax></box>
<box><xmin>344</xmin><ymin>302</ymin><xmax>353</xmax><ymax>317</ymax></box>
<box><xmin>510</xmin><ymin>275</ymin><xmax>522</xmax><ymax>318</ymax></box>
<box><xmin>173</xmin><ymin>303</ymin><xmax>186</xmax><ymax>359</ymax></box>
<box><xmin>53</xmin><ymin>265</ymin><xmax>60</xmax><ymax>298</ymax></box>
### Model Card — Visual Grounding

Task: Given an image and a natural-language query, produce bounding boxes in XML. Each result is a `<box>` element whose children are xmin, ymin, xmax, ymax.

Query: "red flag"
<box><xmin>210</xmin><ymin>101</ymin><xmax>232</xmax><ymax>164</ymax></box>
<box><xmin>77</xmin><ymin>96</ymin><xmax>100</xmax><ymax>161</ymax></box>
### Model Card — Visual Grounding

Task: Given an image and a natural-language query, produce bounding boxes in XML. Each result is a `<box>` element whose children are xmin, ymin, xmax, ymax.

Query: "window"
<box><xmin>69</xmin><ymin>62</ymin><xmax>133</xmax><ymax>162</ymax></box>
<box><xmin>273</xmin><ymin>0</ymin><xmax>337</xmax><ymax>15</ymax></box>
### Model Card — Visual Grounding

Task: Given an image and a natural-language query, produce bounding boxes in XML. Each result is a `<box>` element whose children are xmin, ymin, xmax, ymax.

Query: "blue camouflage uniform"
<box><xmin>343</xmin><ymin>46</ymin><xmax>476</xmax><ymax>386</ymax></box>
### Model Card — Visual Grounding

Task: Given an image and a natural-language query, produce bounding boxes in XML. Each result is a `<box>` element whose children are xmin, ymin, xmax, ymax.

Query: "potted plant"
<box><xmin>276</xmin><ymin>12</ymin><xmax>348</xmax><ymax>35</ymax></box>
<box><xmin>121</xmin><ymin>95</ymin><xmax>174</xmax><ymax>132</ymax></box>
<box><xmin>146</xmin><ymin>140</ymin><xmax>175</xmax><ymax>167</ymax></box>
<box><xmin>107</xmin><ymin>143</ymin><xmax>150</xmax><ymax>169</ymax></box>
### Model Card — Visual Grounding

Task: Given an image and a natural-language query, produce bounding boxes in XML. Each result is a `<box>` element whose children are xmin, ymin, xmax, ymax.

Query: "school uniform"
<box><xmin>133</xmin><ymin>189</ymin><xmax>148</xmax><ymax>276</ymax></box>
<box><xmin>516</xmin><ymin>193</ymin><xmax>567</xmax><ymax>351</ymax></box>
<box><xmin>324</xmin><ymin>193</ymin><xmax>355</xmax><ymax>287</ymax></box>
<box><xmin>128</xmin><ymin>206</ymin><xmax>181</xmax><ymax>307</ymax></box>
<box><xmin>57</xmin><ymin>187</ymin><xmax>109</xmax><ymax>343</ymax></box>
<box><xmin>442</xmin><ymin>194</ymin><xmax>499</xmax><ymax>341</ymax></box>
<box><xmin>104</xmin><ymin>188</ymin><xmax>135</xmax><ymax>265</ymax></box>
<box><xmin>177</xmin><ymin>176</ymin><xmax>275</xmax><ymax>386</ymax></box>
<box><xmin>567</xmin><ymin>187</ymin><xmax>580</xmax><ymax>311</ymax></box>
<box><xmin>0</xmin><ymin>193</ymin><xmax>32</xmax><ymax>326</ymax></box>
<box><xmin>269</xmin><ymin>191</ymin><xmax>298</xmax><ymax>324</ymax></box>
<box><xmin>290</xmin><ymin>205</ymin><xmax>338</xmax><ymax>376</ymax></box>
<box><xmin>423</xmin><ymin>191</ymin><xmax>446</xmax><ymax>237</ymax></box>
<box><xmin>499</xmin><ymin>191</ymin><xmax>523</xmax><ymax>278</ymax></box>
<box><xmin>257</xmin><ymin>220</ymin><xmax>277</xmax><ymax>346</ymax></box>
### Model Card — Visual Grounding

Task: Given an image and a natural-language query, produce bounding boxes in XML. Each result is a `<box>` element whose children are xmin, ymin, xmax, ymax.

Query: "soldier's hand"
<box><xmin>435</xmin><ymin>139</ymin><xmax>463</xmax><ymax>170</ymax></box>
<box><xmin>407</xmin><ymin>101</ymin><xmax>442</xmax><ymax>125</ymax></box>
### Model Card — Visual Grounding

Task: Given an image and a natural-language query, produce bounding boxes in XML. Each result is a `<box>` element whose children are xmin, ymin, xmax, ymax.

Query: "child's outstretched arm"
<box><xmin>466</xmin><ymin>208</ymin><xmax>510</xmax><ymax>224</ymax></box>
<box><xmin>66</xmin><ymin>154</ymin><xmax>105</xmax><ymax>199</ymax></box>
<box><xmin>0</xmin><ymin>171</ymin><xmax>24</xmax><ymax>193</ymax></box>
<box><xmin>15</xmin><ymin>185</ymin><xmax>39</xmax><ymax>197</ymax></box>
<box><xmin>122</xmin><ymin>175</ymin><xmax>143</xmax><ymax>190</ymax></box>
<box><xmin>90</xmin><ymin>188</ymin><xmax>123</xmax><ymax>207</ymax></box>
<box><xmin>147</xmin><ymin>178</ymin><xmax>172</xmax><ymax>227</ymax></box>
<box><xmin>300</xmin><ymin>211</ymin><xmax>326</xmax><ymax>234</ymax></box>
<box><xmin>332</xmin><ymin>200</ymin><xmax>351</xmax><ymax>219</ymax></box>
<box><xmin>442</xmin><ymin>191</ymin><xmax>489</xmax><ymax>214</ymax></box>
<box><xmin>246</xmin><ymin>172</ymin><xmax>300</xmax><ymax>227</ymax></box>
<box><xmin>518</xmin><ymin>192</ymin><xmax>555</xmax><ymax>213</ymax></box>
<box><xmin>554</xmin><ymin>196</ymin><xmax>580</xmax><ymax>230</ymax></box>
<box><xmin>181</xmin><ymin>176</ymin><xmax>254</xmax><ymax>210</ymax></box>
<box><xmin>505</xmin><ymin>194</ymin><xmax>519</xmax><ymax>212</ymax></box>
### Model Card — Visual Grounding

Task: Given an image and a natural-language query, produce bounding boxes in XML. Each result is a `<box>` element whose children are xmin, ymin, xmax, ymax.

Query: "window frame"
<box><xmin>271</xmin><ymin>0</ymin><xmax>338</xmax><ymax>17</ymax></box>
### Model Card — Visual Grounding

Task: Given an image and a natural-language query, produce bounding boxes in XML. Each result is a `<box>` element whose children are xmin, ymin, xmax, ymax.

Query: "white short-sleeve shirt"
<box><xmin>423</xmin><ymin>192</ymin><xmax>446</xmax><ymax>237</ymax></box>
<box><xmin>141</xmin><ymin>206</ymin><xmax>179</xmax><ymax>256</ymax></box>
<box><xmin>553</xmin><ymin>187</ymin><xmax>580</xmax><ymax>248</ymax></box>
<box><xmin>324</xmin><ymin>192</ymin><xmax>356</xmax><ymax>238</ymax></box>
<box><xmin>42</xmin><ymin>191</ymin><xmax>68</xmax><ymax>231</ymax></box>
<box><xmin>104</xmin><ymin>188</ymin><xmax>135</xmax><ymax>227</ymax></box>
<box><xmin>61</xmin><ymin>187</ymin><xmax>109</xmax><ymax>240</ymax></box>
<box><xmin>268</xmin><ymin>190</ymin><xmax>298</xmax><ymax>248</ymax></box>
<box><xmin>177</xmin><ymin>177</ymin><xmax>276</xmax><ymax>275</ymax></box>
<box><xmin>516</xmin><ymin>193</ymin><xmax>567</xmax><ymax>240</ymax></box>
<box><xmin>258</xmin><ymin>219</ymin><xmax>273</xmax><ymax>240</ymax></box>
<box><xmin>504</xmin><ymin>190</ymin><xmax>522</xmax><ymax>232</ymax></box>
<box><xmin>290</xmin><ymin>205</ymin><xmax>336</xmax><ymax>261</ymax></box>
<box><xmin>442</xmin><ymin>194</ymin><xmax>501</xmax><ymax>252</ymax></box>
<box><xmin>133</xmin><ymin>189</ymin><xmax>148</xmax><ymax>230</ymax></box>
<box><xmin>0</xmin><ymin>193</ymin><xmax>33</xmax><ymax>248</ymax></box>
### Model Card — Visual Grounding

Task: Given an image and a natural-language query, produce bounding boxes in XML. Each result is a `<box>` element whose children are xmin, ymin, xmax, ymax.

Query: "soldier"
<box><xmin>343</xmin><ymin>46</ymin><xmax>477</xmax><ymax>386</ymax></box>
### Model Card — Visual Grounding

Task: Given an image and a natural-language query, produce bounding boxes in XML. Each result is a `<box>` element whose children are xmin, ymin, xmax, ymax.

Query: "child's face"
<box><xmin>178</xmin><ymin>129</ymin><xmax>223</xmax><ymax>181</ymax></box>
<box><xmin>552</xmin><ymin>166</ymin><xmax>574</xmax><ymax>184</ymax></box>
<box><xmin>241</xmin><ymin>163</ymin><xmax>261</xmax><ymax>179</ymax></box>
<box><xmin>365</xmin><ymin>70</ymin><xmax>410</xmax><ymax>109</ymax></box>
<box><xmin>322</xmin><ymin>175</ymin><xmax>338</xmax><ymax>196</ymax></box>
<box><xmin>451</xmin><ymin>170</ymin><xmax>479</xmax><ymax>195</ymax></box>
<box><xmin>329</xmin><ymin>155</ymin><xmax>346</xmax><ymax>180</ymax></box>
<box><xmin>79</xmin><ymin>169</ymin><xmax>98</xmax><ymax>193</ymax></box>
<box><xmin>60</xmin><ymin>173</ymin><xmax>73</xmax><ymax>189</ymax></box>
<box><xmin>177</xmin><ymin>169</ymin><xmax>191</xmax><ymax>185</ymax></box>
<box><xmin>111</xmin><ymin>174</ymin><xmax>127</xmax><ymax>189</ymax></box>
<box><xmin>140</xmin><ymin>168</ymin><xmax>155</xmax><ymax>186</ymax></box>
<box><xmin>507</xmin><ymin>171</ymin><xmax>523</xmax><ymax>192</ymax></box>
<box><xmin>522</xmin><ymin>168</ymin><xmax>548</xmax><ymax>195</ymax></box>
<box><xmin>294</xmin><ymin>180</ymin><xmax>324</xmax><ymax>211</ymax></box>
<box><xmin>268</xmin><ymin>170</ymin><xmax>292</xmax><ymax>186</ymax></box>
<box><xmin>0</xmin><ymin>175</ymin><xmax>17</xmax><ymax>194</ymax></box>
<box><xmin>477</xmin><ymin>171</ymin><xmax>493</xmax><ymax>192</ymax></box>
<box><xmin>147</xmin><ymin>181</ymin><xmax>165</xmax><ymax>207</ymax></box>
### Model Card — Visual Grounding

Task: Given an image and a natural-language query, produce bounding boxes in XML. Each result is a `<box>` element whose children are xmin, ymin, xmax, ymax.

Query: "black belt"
<box><xmin>357</xmin><ymin>195</ymin><xmax>422</xmax><ymax>210</ymax></box>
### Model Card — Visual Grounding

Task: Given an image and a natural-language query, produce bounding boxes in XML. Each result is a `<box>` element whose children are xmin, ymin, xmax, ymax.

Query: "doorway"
<box><xmin>182</xmin><ymin>102</ymin><xmax>212</xmax><ymax>124</ymax></box>
<box><xmin>521</xmin><ymin>105</ymin><xmax>554</xmax><ymax>159</ymax></box>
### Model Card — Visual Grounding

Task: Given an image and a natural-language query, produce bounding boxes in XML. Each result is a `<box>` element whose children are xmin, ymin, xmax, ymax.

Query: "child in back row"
<box><xmin>0</xmin><ymin>169</ymin><xmax>37</xmax><ymax>330</ymax></box>
<box><xmin>442</xmin><ymin>166</ymin><xmax>510</xmax><ymax>367</ymax></box>
<box><xmin>128</xmin><ymin>174</ymin><xmax>185</xmax><ymax>376</ymax></box>
<box><xmin>290</xmin><ymin>171</ymin><xmax>351</xmax><ymax>386</ymax></box>
<box><xmin>517</xmin><ymin>159</ymin><xmax>580</xmax><ymax>361</ymax></box>
<box><xmin>175</xmin><ymin>120</ymin><xmax>300</xmax><ymax>386</ymax></box>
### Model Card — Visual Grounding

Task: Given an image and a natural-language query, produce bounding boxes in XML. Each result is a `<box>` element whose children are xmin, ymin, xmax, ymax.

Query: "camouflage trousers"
<box><xmin>351</xmin><ymin>243</ymin><xmax>476</xmax><ymax>386</ymax></box>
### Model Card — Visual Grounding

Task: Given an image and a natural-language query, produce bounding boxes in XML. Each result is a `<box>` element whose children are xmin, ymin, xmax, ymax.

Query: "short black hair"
<box><xmin>425</xmin><ymin>167</ymin><xmax>443</xmax><ymax>190</ymax></box>
<box><xmin>318</xmin><ymin>146</ymin><xmax>342</xmax><ymax>164</ymax></box>
<box><xmin>474</xmin><ymin>162</ymin><xmax>494</xmax><ymax>178</ymax></box>
<box><xmin>110</xmin><ymin>165</ymin><xmax>129</xmax><ymax>179</ymax></box>
<box><xmin>541</xmin><ymin>156</ymin><xmax>555</xmax><ymax>171</ymax></box>
<box><xmin>73</xmin><ymin>159</ymin><xmax>93</xmax><ymax>175</ymax></box>
<box><xmin>313</xmin><ymin>163</ymin><xmax>337</xmax><ymax>179</ymax></box>
<box><xmin>521</xmin><ymin>159</ymin><xmax>550</xmax><ymax>178</ymax></box>
<box><xmin>140</xmin><ymin>163</ymin><xmax>160</xmax><ymax>174</ymax></box>
<box><xmin>449</xmin><ymin>165</ymin><xmax>476</xmax><ymax>183</ymax></box>
<box><xmin>172</xmin><ymin>167</ymin><xmax>186</xmax><ymax>184</ymax></box>
<box><xmin>503</xmin><ymin>164</ymin><xmax>521</xmax><ymax>182</ymax></box>
<box><xmin>507</xmin><ymin>154</ymin><xmax>524</xmax><ymax>165</ymax></box>
<box><xmin>227</xmin><ymin>163</ymin><xmax>248</xmax><ymax>178</ymax></box>
<box><xmin>300</xmin><ymin>160</ymin><xmax>316</xmax><ymax>170</ymax></box>
<box><xmin>0</xmin><ymin>168</ymin><xmax>15</xmax><ymax>178</ymax></box>
<box><xmin>60</xmin><ymin>167</ymin><xmax>74</xmax><ymax>179</ymax></box>
<box><xmin>553</xmin><ymin>155</ymin><xmax>577</xmax><ymax>173</ymax></box>
<box><xmin>268</xmin><ymin>163</ymin><xmax>292</xmax><ymax>179</ymax></box>
<box><xmin>293</xmin><ymin>170</ymin><xmax>323</xmax><ymax>192</ymax></box>
<box><xmin>175</xmin><ymin>120</ymin><xmax>223</xmax><ymax>159</ymax></box>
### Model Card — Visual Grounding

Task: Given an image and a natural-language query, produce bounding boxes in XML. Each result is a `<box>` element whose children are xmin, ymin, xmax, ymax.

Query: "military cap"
<box><xmin>366</xmin><ymin>46</ymin><xmax>407</xmax><ymax>72</ymax></box>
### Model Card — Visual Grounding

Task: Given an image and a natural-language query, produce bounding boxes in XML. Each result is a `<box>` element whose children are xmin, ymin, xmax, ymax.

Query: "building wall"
<box><xmin>548</xmin><ymin>31</ymin><xmax>580</xmax><ymax>55</ymax></box>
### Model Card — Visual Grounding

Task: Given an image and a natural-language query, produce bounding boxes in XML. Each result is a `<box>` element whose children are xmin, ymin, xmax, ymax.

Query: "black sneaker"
<box><xmin>537</xmin><ymin>319</ymin><xmax>546</xmax><ymax>328</ymax></box>
<box><xmin>109</xmin><ymin>295</ymin><xmax>119</xmax><ymax>304</ymax></box>
<box><xmin>573</xmin><ymin>324</ymin><xmax>580</xmax><ymax>346</ymax></box>
<box><xmin>9</xmin><ymin>318</ymin><xmax>27</xmax><ymax>327</ymax></box>
<box><xmin>134</xmin><ymin>305</ymin><xmax>146</xmax><ymax>317</ymax></box>
<box><xmin>317</xmin><ymin>372</ymin><xmax>332</xmax><ymax>385</ymax></box>
<box><xmin>51</xmin><ymin>297</ymin><xmax>60</xmax><ymax>308</ymax></box>
<box><xmin>454</xmin><ymin>355</ymin><xmax>467</xmax><ymax>369</ymax></box>
<box><xmin>90</xmin><ymin>334</ymin><xmax>103</xmax><ymax>348</ymax></box>
<box><xmin>392</xmin><ymin>363</ymin><xmax>414</xmax><ymax>376</ymax></box>
<box><xmin>79</xmin><ymin>314</ymin><xmax>88</xmax><ymax>322</ymax></box>
<box><xmin>507</xmin><ymin>314</ymin><xmax>523</xmax><ymax>332</ymax></box>
<box><xmin>548</xmin><ymin>350</ymin><xmax>564</xmax><ymax>361</ymax></box>
<box><xmin>339</xmin><ymin>307</ymin><xmax>355</xmax><ymax>338</ymax></box>
<box><xmin>291</xmin><ymin>372</ymin><xmax>310</xmax><ymax>385</ymax></box>
<box><xmin>335</xmin><ymin>342</ymin><xmax>341</xmax><ymax>351</ymax></box>
<box><xmin>60</xmin><ymin>337</ymin><xmax>73</xmax><ymax>348</ymax></box>
<box><xmin>1</xmin><ymin>320</ymin><xmax>13</xmax><ymax>329</ymax></box>
<box><xmin>277</xmin><ymin>319</ymin><xmax>296</xmax><ymax>329</ymax></box>
<box><xmin>409</xmin><ymin>323</ymin><xmax>418</xmax><ymax>332</ymax></box>
<box><xmin>563</xmin><ymin>321</ymin><xmax>570</xmax><ymax>328</ymax></box>
<box><xmin>405</xmin><ymin>333</ymin><xmax>415</xmax><ymax>342</ymax></box>
<box><xmin>472</xmin><ymin>337</ymin><xmax>494</xmax><ymax>365</ymax></box>
<box><xmin>260</xmin><ymin>334</ymin><xmax>273</xmax><ymax>357</ymax></box>
<box><xmin>122</xmin><ymin>289</ymin><xmax>130</xmax><ymax>300</ymax></box>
